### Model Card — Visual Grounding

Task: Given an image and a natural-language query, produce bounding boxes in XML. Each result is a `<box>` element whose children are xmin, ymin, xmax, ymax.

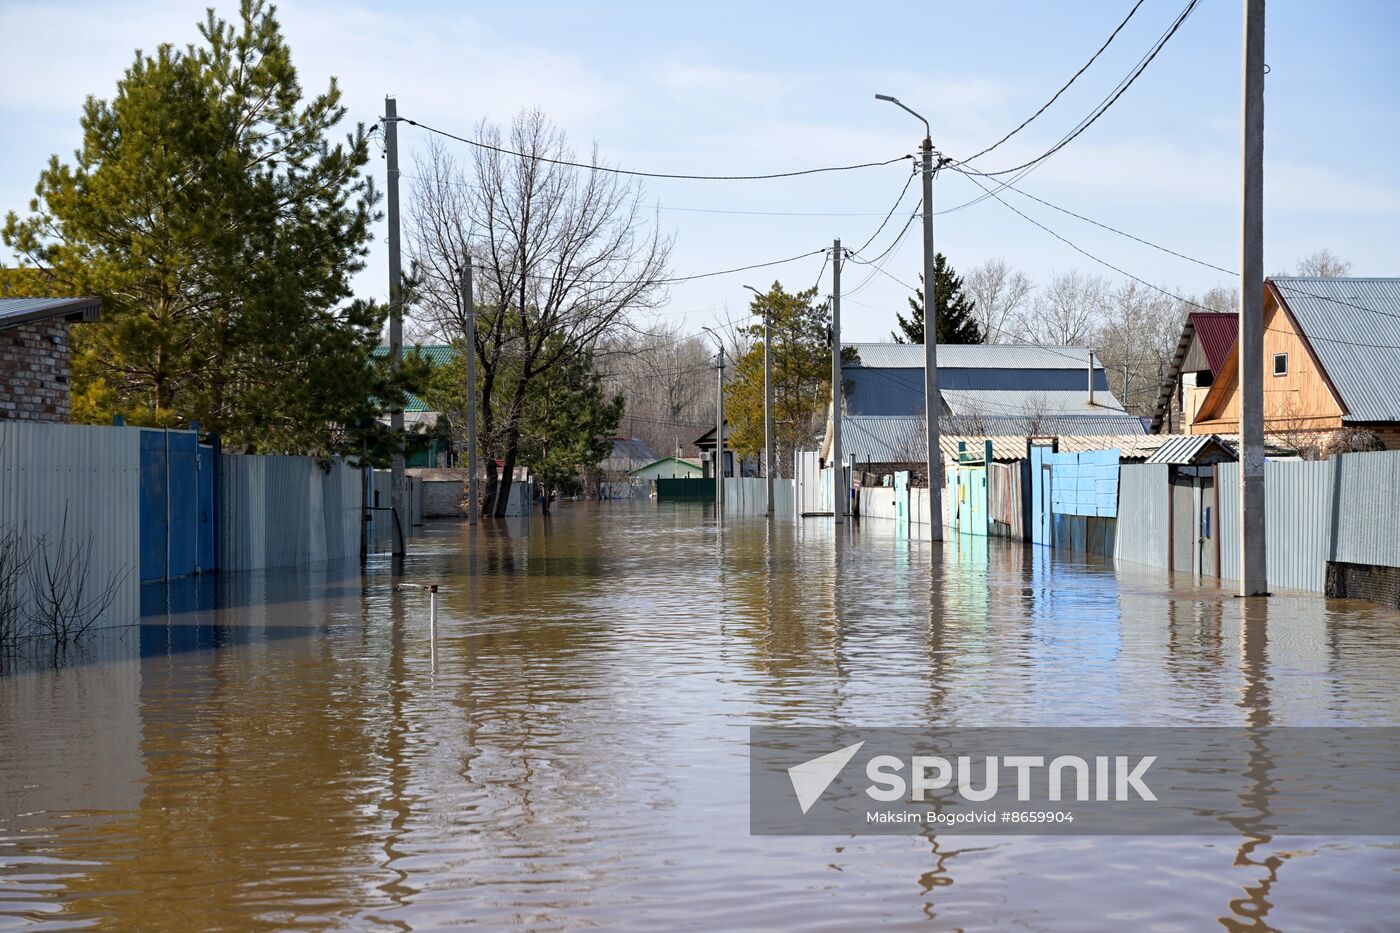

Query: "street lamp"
<box><xmin>876</xmin><ymin>92</ymin><xmax>944</xmax><ymax>541</ymax></box>
<box><xmin>701</xmin><ymin>325</ymin><xmax>726</xmax><ymax>522</ymax></box>
<box><xmin>742</xmin><ymin>284</ymin><xmax>775</xmax><ymax>517</ymax></box>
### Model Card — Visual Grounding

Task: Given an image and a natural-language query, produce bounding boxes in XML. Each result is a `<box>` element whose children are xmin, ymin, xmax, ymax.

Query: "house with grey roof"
<box><xmin>841</xmin><ymin>342</ymin><xmax>1144</xmax><ymax>435</ymax></box>
<box><xmin>1191</xmin><ymin>277</ymin><xmax>1400</xmax><ymax>451</ymax></box>
<box><xmin>0</xmin><ymin>296</ymin><xmax>102</xmax><ymax>423</ymax></box>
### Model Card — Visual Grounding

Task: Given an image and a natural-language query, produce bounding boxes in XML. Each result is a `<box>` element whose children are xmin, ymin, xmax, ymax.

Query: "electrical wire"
<box><xmin>960</xmin><ymin>0</ymin><xmax>1150</xmax><ymax>164</ymax></box>
<box><xmin>399</xmin><ymin>117</ymin><xmax>913</xmax><ymax>181</ymax></box>
<box><xmin>955</xmin><ymin>0</ymin><xmax>1201</xmax><ymax>178</ymax></box>
<box><xmin>962</xmin><ymin>170</ymin><xmax>1400</xmax><ymax>351</ymax></box>
<box><xmin>853</xmin><ymin>168</ymin><xmax>917</xmax><ymax>255</ymax></box>
<box><xmin>992</xmin><ymin>179</ymin><xmax>1236</xmax><ymax>276</ymax></box>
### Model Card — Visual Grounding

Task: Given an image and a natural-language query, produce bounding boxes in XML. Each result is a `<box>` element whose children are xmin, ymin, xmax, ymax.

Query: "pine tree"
<box><xmin>891</xmin><ymin>253</ymin><xmax>985</xmax><ymax>345</ymax></box>
<box><xmin>725</xmin><ymin>282</ymin><xmax>850</xmax><ymax>478</ymax></box>
<box><xmin>2</xmin><ymin>1</ymin><xmax>403</xmax><ymax>457</ymax></box>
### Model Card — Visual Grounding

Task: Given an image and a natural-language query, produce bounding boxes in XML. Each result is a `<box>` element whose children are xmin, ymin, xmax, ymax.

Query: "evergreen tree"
<box><xmin>3</xmin><ymin>1</ymin><xmax>402</xmax><ymax>457</ymax></box>
<box><xmin>892</xmin><ymin>253</ymin><xmax>985</xmax><ymax>345</ymax></box>
<box><xmin>726</xmin><ymin>282</ymin><xmax>852</xmax><ymax>477</ymax></box>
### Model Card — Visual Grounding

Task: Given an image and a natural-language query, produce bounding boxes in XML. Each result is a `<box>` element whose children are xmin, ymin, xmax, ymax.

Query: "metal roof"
<box><xmin>845</xmin><ymin>342</ymin><xmax>1098</xmax><ymax>370</ymax></box>
<box><xmin>372</xmin><ymin>344</ymin><xmax>455</xmax><ymax>412</ymax></box>
<box><xmin>0</xmin><ymin>296</ymin><xmax>102</xmax><ymax>330</ymax></box>
<box><xmin>1188</xmin><ymin>312</ymin><xmax>1238</xmax><ymax>376</ymax></box>
<box><xmin>1272</xmin><ymin>277</ymin><xmax>1400</xmax><ymax>424</ymax></box>
<box><xmin>838</xmin><ymin>415</ymin><xmax>1158</xmax><ymax>466</ymax></box>
<box><xmin>1144</xmin><ymin>434</ymin><xmax>1237</xmax><ymax>465</ymax></box>
<box><xmin>601</xmin><ymin>437</ymin><xmax>657</xmax><ymax>472</ymax></box>
<box><xmin>939</xmin><ymin>388</ymin><xmax>1136</xmax><ymax>419</ymax></box>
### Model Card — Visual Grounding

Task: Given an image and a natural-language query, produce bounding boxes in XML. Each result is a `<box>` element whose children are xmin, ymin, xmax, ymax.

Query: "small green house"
<box><xmin>628</xmin><ymin>456</ymin><xmax>704</xmax><ymax>481</ymax></box>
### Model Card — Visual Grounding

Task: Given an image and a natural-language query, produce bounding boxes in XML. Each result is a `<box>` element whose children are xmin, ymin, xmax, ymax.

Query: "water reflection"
<box><xmin>3</xmin><ymin>503</ymin><xmax>1400</xmax><ymax>930</ymax></box>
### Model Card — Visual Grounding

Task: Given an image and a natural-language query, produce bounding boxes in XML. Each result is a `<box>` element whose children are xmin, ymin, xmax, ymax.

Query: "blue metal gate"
<box><xmin>139</xmin><ymin>429</ymin><xmax>217</xmax><ymax>583</ymax></box>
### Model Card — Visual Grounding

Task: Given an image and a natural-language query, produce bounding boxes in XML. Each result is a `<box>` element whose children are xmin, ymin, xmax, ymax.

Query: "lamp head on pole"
<box><xmin>874</xmin><ymin>92</ymin><xmax>931</xmax><ymax>145</ymax></box>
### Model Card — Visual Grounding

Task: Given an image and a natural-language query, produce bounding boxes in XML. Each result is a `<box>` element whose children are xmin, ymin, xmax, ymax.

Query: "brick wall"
<box><xmin>0</xmin><ymin>320</ymin><xmax>71</xmax><ymax>423</ymax></box>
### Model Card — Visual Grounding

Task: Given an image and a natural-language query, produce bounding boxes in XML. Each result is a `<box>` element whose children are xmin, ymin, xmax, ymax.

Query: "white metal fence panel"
<box><xmin>0</xmin><ymin>422</ymin><xmax>141</xmax><ymax>631</ymax></box>
<box><xmin>1219</xmin><ymin>459</ymin><xmax>1335</xmax><ymax>593</ymax></box>
<box><xmin>1330</xmin><ymin>450</ymin><xmax>1400</xmax><ymax>569</ymax></box>
<box><xmin>1114</xmin><ymin>464</ymin><xmax>1171</xmax><ymax>569</ymax></box>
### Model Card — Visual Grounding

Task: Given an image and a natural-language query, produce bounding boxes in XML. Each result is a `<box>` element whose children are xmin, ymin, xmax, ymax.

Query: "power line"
<box><xmin>991</xmin><ymin>178</ymin><xmax>1236</xmax><ymax>276</ymax></box>
<box><xmin>400</xmin><ymin>173</ymin><xmax>921</xmax><ymax>218</ymax></box>
<box><xmin>960</xmin><ymin>0</ymin><xmax>1150</xmax><ymax>164</ymax></box>
<box><xmin>962</xmin><ymin>171</ymin><xmax>1400</xmax><ymax>351</ymax></box>
<box><xmin>399</xmin><ymin>117</ymin><xmax>912</xmax><ymax>181</ymax></box>
<box><xmin>854</xmin><ymin>168</ymin><xmax>917</xmax><ymax>255</ymax></box>
<box><xmin>956</xmin><ymin>0</ymin><xmax>1201</xmax><ymax>178</ymax></box>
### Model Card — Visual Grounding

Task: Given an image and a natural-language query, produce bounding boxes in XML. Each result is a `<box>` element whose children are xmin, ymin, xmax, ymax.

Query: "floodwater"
<box><xmin>3</xmin><ymin>502</ymin><xmax>1399</xmax><ymax>931</ymax></box>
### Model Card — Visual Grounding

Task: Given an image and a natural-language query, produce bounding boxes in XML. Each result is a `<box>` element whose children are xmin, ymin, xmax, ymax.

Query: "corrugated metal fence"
<box><xmin>221</xmin><ymin>455</ymin><xmax>362</xmax><ymax>572</ymax></box>
<box><xmin>1218</xmin><ymin>455</ymin><xmax>1395</xmax><ymax>594</ymax></box>
<box><xmin>0</xmin><ymin>422</ymin><xmax>141</xmax><ymax>630</ymax></box>
<box><xmin>1331</xmin><ymin>450</ymin><xmax>1400</xmax><ymax>568</ymax></box>
<box><xmin>1113</xmin><ymin>463</ymin><xmax>1171</xmax><ymax>569</ymax></box>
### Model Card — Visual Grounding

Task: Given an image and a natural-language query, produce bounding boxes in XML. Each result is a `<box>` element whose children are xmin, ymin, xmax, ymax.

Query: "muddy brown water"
<box><xmin>3</xmin><ymin>502</ymin><xmax>1399</xmax><ymax>930</ymax></box>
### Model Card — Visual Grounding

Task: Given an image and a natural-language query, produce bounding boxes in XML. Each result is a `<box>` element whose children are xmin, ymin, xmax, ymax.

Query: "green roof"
<box><xmin>373</xmin><ymin>344</ymin><xmax>455</xmax><ymax>412</ymax></box>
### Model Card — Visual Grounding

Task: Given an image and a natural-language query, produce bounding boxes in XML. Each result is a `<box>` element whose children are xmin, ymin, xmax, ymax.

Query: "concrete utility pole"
<box><xmin>385</xmin><ymin>95</ymin><xmax>406</xmax><ymax>558</ymax></box>
<box><xmin>716</xmin><ymin>350</ymin><xmax>726</xmax><ymax>520</ymax></box>
<box><xmin>744</xmin><ymin>284</ymin><xmax>775</xmax><ymax>517</ymax></box>
<box><xmin>1238</xmin><ymin>0</ymin><xmax>1268</xmax><ymax>595</ymax></box>
<box><xmin>461</xmin><ymin>260</ymin><xmax>480</xmax><ymax>526</ymax></box>
<box><xmin>877</xmin><ymin>94</ymin><xmax>944</xmax><ymax>540</ymax></box>
<box><xmin>831</xmin><ymin>238</ymin><xmax>844</xmax><ymax>524</ymax></box>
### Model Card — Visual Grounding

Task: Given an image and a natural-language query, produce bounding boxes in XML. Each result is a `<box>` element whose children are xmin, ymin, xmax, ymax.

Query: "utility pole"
<box><xmin>744</xmin><ymin>284</ymin><xmax>775</xmax><ymax>517</ymax></box>
<box><xmin>831</xmin><ymin>238</ymin><xmax>844</xmax><ymax>524</ymax></box>
<box><xmin>716</xmin><ymin>351</ymin><xmax>725</xmax><ymax>521</ymax></box>
<box><xmin>385</xmin><ymin>95</ymin><xmax>406</xmax><ymax>558</ymax></box>
<box><xmin>876</xmin><ymin>93</ymin><xmax>943</xmax><ymax>539</ymax></box>
<box><xmin>1123</xmin><ymin>361</ymin><xmax>1129</xmax><ymax>407</ymax></box>
<box><xmin>461</xmin><ymin>260</ymin><xmax>480</xmax><ymax>526</ymax></box>
<box><xmin>920</xmin><ymin>139</ymin><xmax>943</xmax><ymax>540</ymax></box>
<box><xmin>1238</xmin><ymin>0</ymin><xmax>1268</xmax><ymax>595</ymax></box>
<box><xmin>764</xmin><ymin>301</ymin><xmax>774</xmax><ymax>517</ymax></box>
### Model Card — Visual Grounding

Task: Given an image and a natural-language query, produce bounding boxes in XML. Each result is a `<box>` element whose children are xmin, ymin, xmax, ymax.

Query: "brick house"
<box><xmin>0</xmin><ymin>297</ymin><xmax>102</xmax><ymax>423</ymax></box>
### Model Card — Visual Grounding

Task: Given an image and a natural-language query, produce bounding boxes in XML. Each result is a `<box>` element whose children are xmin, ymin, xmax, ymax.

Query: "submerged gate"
<box><xmin>139</xmin><ymin>429</ymin><xmax>216</xmax><ymax>583</ymax></box>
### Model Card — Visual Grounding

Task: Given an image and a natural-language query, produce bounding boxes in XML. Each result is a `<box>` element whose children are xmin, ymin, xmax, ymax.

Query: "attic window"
<box><xmin>1273</xmin><ymin>352</ymin><xmax>1288</xmax><ymax>376</ymax></box>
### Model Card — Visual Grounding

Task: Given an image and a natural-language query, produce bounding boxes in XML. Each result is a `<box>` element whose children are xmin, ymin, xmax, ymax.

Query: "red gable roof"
<box><xmin>1188</xmin><ymin>312</ymin><xmax>1237</xmax><ymax>376</ymax></box>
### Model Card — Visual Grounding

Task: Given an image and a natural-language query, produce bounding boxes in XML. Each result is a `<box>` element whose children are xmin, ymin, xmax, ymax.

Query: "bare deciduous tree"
<box><xmin>1015</xmin><ymin>269</ymin><xmax>1108</xmax><ymax>345</ymax></box>
<box><xmin>1294</xmin><ymin>249</ymin><xmax>1352</xmax><ymax>278</ymax></box>
<box><xmin>599</xmin><ymin>322</ymin><xmax>715</xmax><ymax>457</ymax></box>
<box><xmin>965</xmin><ymin>259</ymin><xmax>1033</xmax><ymax>344</ymax></box>
<box><xmin>406</xmin><ymin>112</ymin><xmax>672</xmax><ymax>515</ymax></box>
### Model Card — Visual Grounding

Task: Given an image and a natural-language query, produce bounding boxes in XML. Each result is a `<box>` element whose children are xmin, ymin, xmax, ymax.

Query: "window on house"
<box><xmin>1273</xmin><ymin>352</ymin><xmax>1288</xmax><ymax>376</ymax></box>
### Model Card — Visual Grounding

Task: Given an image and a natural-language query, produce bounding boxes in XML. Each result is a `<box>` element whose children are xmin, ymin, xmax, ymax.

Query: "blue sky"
<box><xmin>3</xmin><ymin>0</ymin><xmax>1397</xmax><ymax>340</ymax></box>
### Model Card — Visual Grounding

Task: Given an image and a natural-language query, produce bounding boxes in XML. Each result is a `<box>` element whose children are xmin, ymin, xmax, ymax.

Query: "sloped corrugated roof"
<box><xmin>0</xmin><ymin>296</ymin><xmax>102</xmax><ymax>329</ymax></box>
<box><xmin>1144</xmin><ymin>434</ymin><xmax>1237</xmax><ymax>465</ymax></box>
<box><xmin>1272</xmin><ymin>277</ymin><xmax>1400</xmax><ymax>424</ymax></box>
<box><xmin>846</xmin><ymin>342</ymin><xmax>1098</xmax><ymax>370</ymax></box>
<box><xmin>838</xmin><ymin>415</ymin><xmax>1154</xmax><ymax>466</ymax></box>
<box><xmin>1188</xmin><ymin>312</ymin><xmax>1237</xmax><ymax>375</ymax></box>
<box><xmin>939</xmin><ymin>388</ymin><xmax>1136</xmax><ymax>419</ymax></box>
<box><xmin>600</xmin><ymin>437</ymin><xmax>657</xmax><ymax>473</ymax></box>
<box><xmin>372</xmin><ymin>344</ymin><xmax>455</xmax><ymax>412</ymax></box>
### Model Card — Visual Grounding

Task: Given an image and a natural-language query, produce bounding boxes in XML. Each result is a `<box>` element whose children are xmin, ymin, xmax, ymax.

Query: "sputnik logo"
<box><xmin>788</xmin><ymin>741</ymin><xmax>864</xmax><ymax>814</ymax></box>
